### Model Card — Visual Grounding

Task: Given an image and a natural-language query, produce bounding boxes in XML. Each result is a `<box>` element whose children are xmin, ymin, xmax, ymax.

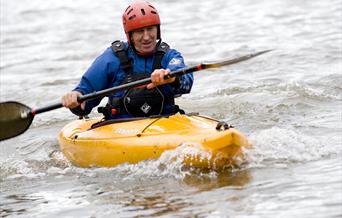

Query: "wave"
<box><xmin>245</xmin><ymin>126</ymin><xmax>341</xmax><ymax>167</ymax></box>
<box><xmin>0</xmin><ymin>134</ymin><xmax>69</xmax><ymax>181</ymax></box>
<box><xmin>202</xmin><ymin>79</ymin><xmax>342</xmax><ymax>101</ymax></box>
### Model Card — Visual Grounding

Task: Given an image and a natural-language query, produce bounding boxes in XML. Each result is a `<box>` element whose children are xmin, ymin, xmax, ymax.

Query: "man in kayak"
<box><xmin>62</xmin><ymin>0</ymin><xmax>193</xmax><ymax>119</ymax></box>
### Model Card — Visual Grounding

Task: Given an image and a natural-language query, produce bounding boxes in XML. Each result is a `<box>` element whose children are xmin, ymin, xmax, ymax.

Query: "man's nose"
<box><xmin>142</xmin><ymin>29</ymin><xmax>150</xmax><ymax>39</ymax></box>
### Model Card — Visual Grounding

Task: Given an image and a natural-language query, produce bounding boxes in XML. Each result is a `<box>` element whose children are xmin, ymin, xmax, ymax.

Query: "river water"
<box><xmin>1</xmin><ymin>0</ymin><xmax>341</xmax><ymax>217</ymax></box>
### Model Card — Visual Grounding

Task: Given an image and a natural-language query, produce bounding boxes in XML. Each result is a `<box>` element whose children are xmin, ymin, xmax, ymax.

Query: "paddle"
<box><xmin>0</xmin><ymin>49</ymin><xmax>271</xmax><ymax>141</ymax></box>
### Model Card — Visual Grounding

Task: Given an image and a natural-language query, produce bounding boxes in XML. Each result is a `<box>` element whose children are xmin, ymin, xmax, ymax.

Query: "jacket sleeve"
<box><xmin>163</xmin><ymin>49</ymin><xmax>194</xmax><ymax>96</ymax></box>
<box><xmin>70</xmin><ymin>48</ymin><xmax>119</xmax><ymax>116</ymax></box>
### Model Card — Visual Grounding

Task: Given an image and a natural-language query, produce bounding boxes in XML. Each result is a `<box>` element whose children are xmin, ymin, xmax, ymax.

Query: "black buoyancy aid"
<box><xmin>99</xmin><ymin>40</ymin><xmax>174</xmax><ymax>118</ymax></box>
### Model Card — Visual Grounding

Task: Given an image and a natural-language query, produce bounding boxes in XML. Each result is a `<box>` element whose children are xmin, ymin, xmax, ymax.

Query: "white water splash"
<box><xmin>245</xmin><ymin>127</ymin><xmax>341</xmax><ymax>167</ymax></box>
<box><xmin>113</xmin><ymin>143</ymin><xmax>220</xmax><ymax>180</ymax></box>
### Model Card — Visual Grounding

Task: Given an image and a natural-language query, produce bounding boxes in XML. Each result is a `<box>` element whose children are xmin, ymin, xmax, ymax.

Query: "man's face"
<box><xmin>131</xmin><ymin>25</ymin><xmax>158</xmax><ymax>55</ymax></box>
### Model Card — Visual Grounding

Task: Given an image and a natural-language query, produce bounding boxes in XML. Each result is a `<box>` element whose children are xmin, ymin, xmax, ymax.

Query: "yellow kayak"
<box><xmin>58</xmin><ymin>113</ymin><xmax>252</xmax><ymax>169</ymax></box>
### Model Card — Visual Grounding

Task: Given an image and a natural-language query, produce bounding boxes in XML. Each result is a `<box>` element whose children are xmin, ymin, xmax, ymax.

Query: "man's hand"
<box><xmin>147</xmin><ymin>69</ymin><xmax>175</xmax><ymax>89</ymax></box>
<box><xmin>61</xmin><ymin>91</ymin><xmax>85</xmax><ymax>110</ymax></box>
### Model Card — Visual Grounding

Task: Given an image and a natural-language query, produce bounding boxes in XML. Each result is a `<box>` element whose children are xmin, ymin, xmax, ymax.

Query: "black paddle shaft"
<box><xmin>63</xmin><ymin>49</ymin><xmax>272</xmax><ymax>111</ymax></box>
<box><xmin>0</xmin><ymin>49</ymin><xmax>271</xmax><ymax>141</ymax></box>
<box><xmin>31</xmin><ymin>65</ymin><xmax>201</xmax><ymax>115</ymax></box>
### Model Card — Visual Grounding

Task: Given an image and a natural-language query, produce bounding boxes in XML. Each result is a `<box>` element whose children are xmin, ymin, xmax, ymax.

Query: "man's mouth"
<box><xmin>142</xmin><ymin>42</ymin><xmax>152</xmax><ymax>48</ymax></box>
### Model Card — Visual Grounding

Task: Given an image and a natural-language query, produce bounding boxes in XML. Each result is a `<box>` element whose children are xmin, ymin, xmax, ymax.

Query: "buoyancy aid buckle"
<box><xmin>97</xmin><ymin>103</ymin><xmax>122</xmax><ymax>120</ymax></box>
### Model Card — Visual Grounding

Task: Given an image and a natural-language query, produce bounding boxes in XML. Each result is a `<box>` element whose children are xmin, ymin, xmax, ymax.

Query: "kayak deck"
<box><xmin>58</xmin><ymin>114</ymin><xmax>251</xmax><ymax>169</ymax></box>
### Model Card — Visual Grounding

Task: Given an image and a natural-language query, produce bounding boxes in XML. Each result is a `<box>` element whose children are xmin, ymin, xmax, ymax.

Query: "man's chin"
<box><xmin>141</xmin><ymin>47</ymin><xmax>154</xmax><ymax>53</ymax></box>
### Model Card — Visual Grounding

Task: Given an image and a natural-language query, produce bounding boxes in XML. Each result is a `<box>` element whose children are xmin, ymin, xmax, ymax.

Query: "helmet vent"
<box><xmin>151</xmin><ymin>11</ymin><xmax>157</xmax><ymax>14</ymax></box>
<box><xmin>148</xmin><ymin>5</ymin><xmax>155</xmax><ymax>9</ymax></box>
<box><xmin>126</xmin><ymin>8</ymin><xmax>133</xmax><ymax>15</ymax></box>
<box><xmin>141</xmin><ymin>9</ymin><xmax>146</xmax><ymax>15</ymax></box>
<box><xmin>128</xmin><ymin>15</ymin><xmax>136</xmax><ymax>20</ymax></box>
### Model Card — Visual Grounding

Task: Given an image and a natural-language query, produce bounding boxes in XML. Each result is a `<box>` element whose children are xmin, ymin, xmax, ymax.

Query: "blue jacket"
<box><xmin>71</xmin><ymin>42</ymin><xmax>194</xmax><ymax>117</ymax></box>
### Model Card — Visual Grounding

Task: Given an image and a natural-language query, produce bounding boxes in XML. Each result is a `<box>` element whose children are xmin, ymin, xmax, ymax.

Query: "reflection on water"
<box><xmin>86</xmin><ymin>169</ymin><xmax>252</xmax><ymax>217</ymax></box>
<box><xmin>183</xmin><ymin>169</ymin><xmax>251</xmax><ymax>192</ymax></box>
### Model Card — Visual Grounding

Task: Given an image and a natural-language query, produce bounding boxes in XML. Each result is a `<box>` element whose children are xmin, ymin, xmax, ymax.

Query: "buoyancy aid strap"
<box><xmin>111</xmin><ymin>40</ymin><xmax>169</xmax><ymax>75</ymax></box>
<box><xmin>153</xmin><ymin>42</ymin><xmax>169</xmax><ymax>70</ymax></box>
<box><xmin>111</xmin><ymin>40</ymin><xmax>133</xmax><ymax>74</ymax></box>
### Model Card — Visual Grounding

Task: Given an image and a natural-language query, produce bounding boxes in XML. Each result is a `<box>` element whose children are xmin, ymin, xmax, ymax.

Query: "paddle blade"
<box><xmin>0</xmin><ymin>101</ymin><xmax>34</xmax><ymax>141</ymax></box>
<box><xmin>203</xmin><ymin>49</ymin><xmax>272</xmax><ymax>69</ymax></box>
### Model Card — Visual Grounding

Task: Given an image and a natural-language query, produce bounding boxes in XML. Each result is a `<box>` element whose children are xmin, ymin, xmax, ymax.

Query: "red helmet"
<box><xmin>122</xmin><ymin>1</ymin><xmax>161</xmax><ymax>44</ymax></box>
